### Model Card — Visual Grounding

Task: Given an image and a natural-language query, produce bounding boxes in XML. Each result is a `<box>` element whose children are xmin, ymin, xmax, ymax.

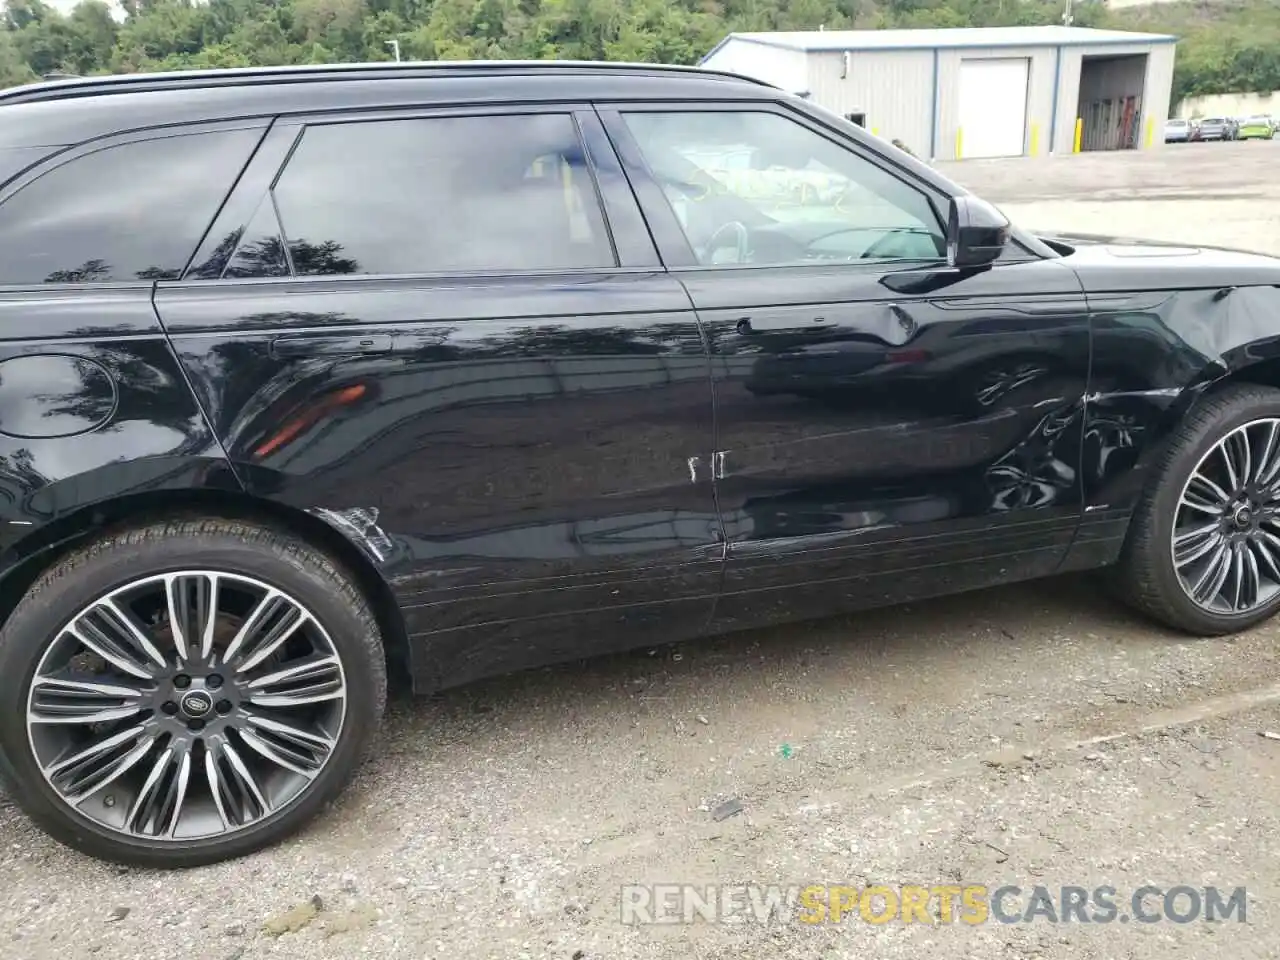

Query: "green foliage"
<box><xmin>0</xmin><ymin>0</ymin><xmax>1274</xmax><ymax>104</ymax></box>
<box><xmin>1105</xmin><ymin>0</ymin><xmax>1280</xmax><ymax>103</ymax></box>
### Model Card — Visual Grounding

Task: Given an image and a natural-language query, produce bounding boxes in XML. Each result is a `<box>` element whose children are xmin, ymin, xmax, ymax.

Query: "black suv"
<box><xmin>3</xmin><ymin>61</ymin><xmax>1280</xmax><ymax>868</ymax></box>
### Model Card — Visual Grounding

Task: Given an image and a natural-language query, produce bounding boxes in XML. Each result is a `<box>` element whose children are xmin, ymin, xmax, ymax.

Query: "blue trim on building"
<box><xmin>703</xmin><ymin>33</ymin><xmax>1178</xmax><ymax>62</ymax></box>
<box><xmin>929</xmin><ymin>48</ymin><xmax>939</xmax><ymax>159</ymax></box>
<box><xmin>1049</xmin><ymin>45</ymin><xmax>1063</xmax><ymax>155</ymax></box>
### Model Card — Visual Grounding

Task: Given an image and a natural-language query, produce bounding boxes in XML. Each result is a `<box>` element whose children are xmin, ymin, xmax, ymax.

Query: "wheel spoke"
<box><xmin>72</xmin><ymin>599</ymin><xmax>164</xmax><ymax>677</ymax></box>
<box><xmin>1173</xmin><ymin>523</ymin><xmax>1221</xmax><ymax>569</ymax></box>
<box><xmin>1229</xmin><ymin>541</ymin><xmax>1246</xmax><ymax>611</ymax></box>
<box><xmin>1220</xmin><ymin>438</ymin><xmax>1242</xmax><ymax>493</ymax></box>
<box><xmin>233</xmin><ymin>602</ymin><xmax>310</xmax><ymax>675</ymax></box>
<box><xmin>1255</xmin><ymin>422</ymin><xmax>1280</xmax><ymax>485</ymax></box>
<box><xmin>205</xmin><ymin>748</ymin><xmax>232</xmax><ymax>830</ymax></box>
<box><xmin>125</xmin><ymin>746</ymin><xmax>175</xmax><ymax>836</ymax></box>
<box><xmin>1187</xmin><ymin>472</ymin><xmax>1231</xmax><ymax>511</ymax></box>
<box><xmin>220</xmin><ymin>589</ymin><xmax>285</xmax><ymax>666</ymax></box>
<box><xmin>201</xmin><ymin>575</ymin><xmax>221</xmax><ymax>662</ymax></box>
<box><xmin>1241</xmin><ymin>540</ymin><xmax>1262</xmax><ymax>609</ymax></box>
<box><xmin>165</xmin><ymin>573</ymin><xmax>218</xmax><ymax>664</ymax></box>
<box><xmin>45</xmin><ymin>725</ymin><xmax>156</xmax><ymax>802</ymax></box>
<box><xmin>29</xmin><ymin>676</ymin><xmax>146</xmax><ymax>725</ymax></box>
<box><xmin>246</xmin><ymin>655</ymin><xmax>344</xmax><ymax>708</ymax></box>
<box><xmin>218</xmin><ymin>739</ymin><xmax>271</xmax><ymax>824</ymax></box>
<box><xmin>1256</xmin><ymin>531</ymin><xmax>1280</xmax><ymax>582</ymax></box>
<box><xmin>1191</xmin><ymin>539</ymin><xmax>1232</xmax><ymax>606</ymax></box>
<box><xmin>243</xmin><ymin>713</ymin><xmax>334</xmax><ymax>775</ymax></box>
<box><xmin>239</xmin><ymin>728</ymin><xmax>321</xmax><ymax>778</ymax></box>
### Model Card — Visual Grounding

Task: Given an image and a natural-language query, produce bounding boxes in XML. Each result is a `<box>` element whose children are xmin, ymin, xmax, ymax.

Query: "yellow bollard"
<box><xmin>871</xmin><ymin>127</ymin><xmax>879</xmax><ymax>138</ymax></box>
<box><xmin>1029</xmin><ymin>123</ymin><xmax>1039</xmax><ymax>157</ymax></box>
<box><xmin>955</xmin><ymin>127</ymin><xmax>963</xmax><ymax>160</ymax></box>
<box><xmin>1144</xmin><ymin>116</ymin><xmax>1154</xmax><ymax>148</ymax></box>
<box><xmin>1073</xmin><ymin>118</ymin><xmax>1083</xmax><ymax>153</ymax></box>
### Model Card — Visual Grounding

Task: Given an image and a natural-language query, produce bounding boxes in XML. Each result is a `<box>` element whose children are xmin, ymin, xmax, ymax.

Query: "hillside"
<box><xmin>1105</xmin><ymin>0</ymin><xmax>1280</xmax><ymax>100</ymax></box>
<box><xmin>0</xmin><ymin>0</ymin><xmax>1275</xmax><ymax>103</ymax></box>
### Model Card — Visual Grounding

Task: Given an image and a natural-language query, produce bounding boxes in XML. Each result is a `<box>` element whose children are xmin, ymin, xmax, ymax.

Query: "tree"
<box><xmin>0</xmin><ymin>0</ymin><xmax>1276</xmax><ymax>104</ymax></box>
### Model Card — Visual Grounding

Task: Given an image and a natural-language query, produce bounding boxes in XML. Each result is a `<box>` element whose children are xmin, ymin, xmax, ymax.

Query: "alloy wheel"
<box><xmin>25</xmin><ymin>571</ymin><xmax>346</xmax><ymax>842</ymax></box>
<box><xmin>1171</xmin><ymin>418</ymin><xmax>1280</xmax><ymax>615</ymax></box>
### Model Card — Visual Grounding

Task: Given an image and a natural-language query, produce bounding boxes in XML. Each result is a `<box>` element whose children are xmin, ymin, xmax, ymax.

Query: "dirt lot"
<box><xmin>5</xmin><ymin>141</ymin><xmax>1280</xmax><ymax>960</ymax></box>
<box><xmin>937</xmin><ymin>137</ymin><xmax>1280</xmax><ymax>256</ymax></box>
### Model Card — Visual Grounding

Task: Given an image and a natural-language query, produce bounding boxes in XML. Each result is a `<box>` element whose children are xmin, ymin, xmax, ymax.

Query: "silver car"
<box><xmin>1164</xmin><ymin>118</ymin><xmax>1191</xmax><ymax>143</ymax></box>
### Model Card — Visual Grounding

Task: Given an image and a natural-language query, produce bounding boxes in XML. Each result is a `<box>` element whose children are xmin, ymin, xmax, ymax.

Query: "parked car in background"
<box><xmin>1164</xmin><ymin>117</ymin><xmax>1192</xmax><ymax>143</ymax></box>
<box><xmin>1195</xmin><ymin>117</ymin><xmax>1232</xmax><ymax>142</ymax></box>
<box><xmin>1238</xmin><ymin>115</ymin><xmax>1276</xmax><ymax>140</ymax></box>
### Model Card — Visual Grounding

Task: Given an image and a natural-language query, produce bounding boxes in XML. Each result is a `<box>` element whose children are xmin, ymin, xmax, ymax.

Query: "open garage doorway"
<box><xmin>1077</xmin><ymin>53</ymin><xmax>1148</xmax><ymax>151</ymax></box>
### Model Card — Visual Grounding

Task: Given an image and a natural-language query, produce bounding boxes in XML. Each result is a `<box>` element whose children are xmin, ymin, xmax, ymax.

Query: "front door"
<box><xmin>156</xmin><ymin>106</ymin><xmax>722</xmax><ymax>689</ymax></box>
<box><xmin>601</xmin><ymin>103</ymin><xmax>1092</xmax><ymax>633</ymax></box>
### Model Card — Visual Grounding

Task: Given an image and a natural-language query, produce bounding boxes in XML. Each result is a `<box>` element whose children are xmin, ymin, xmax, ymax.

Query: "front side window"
<box><xmin>0</xmin><ymin>129</ymin><xmax>263</xmax><ymax>286</ymax></box>
<box><xmin>621</xmin><ymin>110</ymin><xmax>945</xmax><ymax>267</ymax></box>
<box><xmin>268</xmin><ymin>113</ymin><xmax>616</xmax><ymax>277</ymax></box>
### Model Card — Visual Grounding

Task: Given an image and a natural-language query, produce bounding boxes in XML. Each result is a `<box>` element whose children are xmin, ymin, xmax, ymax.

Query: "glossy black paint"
<box><xmin>3</xmin><ymin>64</ymin><xmax>1280</xmax><ymax>695</ymax></box>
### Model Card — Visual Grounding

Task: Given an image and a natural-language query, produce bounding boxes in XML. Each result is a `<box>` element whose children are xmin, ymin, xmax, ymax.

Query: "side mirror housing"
<box><xmin>947</xmin><ymin>195</ymin><xmax>1011</xmax><ymax>269</ymax></box>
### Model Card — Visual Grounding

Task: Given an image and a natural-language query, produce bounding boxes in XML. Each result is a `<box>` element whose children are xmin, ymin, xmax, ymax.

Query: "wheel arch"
<box><xmin>0</xmin><ymin>487</ymin><xmax>413</xmax><ymax>692</ymax></box>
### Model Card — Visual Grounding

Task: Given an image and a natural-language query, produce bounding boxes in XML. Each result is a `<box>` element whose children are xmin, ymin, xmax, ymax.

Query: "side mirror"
<box><xmin>947</xmin><ymin>195</ymin><xmax>1011</xmax><ymax>269</ymax></box>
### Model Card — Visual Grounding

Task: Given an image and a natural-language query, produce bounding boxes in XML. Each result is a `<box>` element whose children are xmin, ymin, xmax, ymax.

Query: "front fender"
<box><xmin>1084</xmin><ymin>284</ymin><xmax>1280</xmax><ymax>514</ymax></box>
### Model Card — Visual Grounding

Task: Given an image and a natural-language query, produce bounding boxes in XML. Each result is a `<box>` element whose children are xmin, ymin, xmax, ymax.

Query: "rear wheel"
<box><xmin>0</xmin><ymin>518</ymin><xmax>386</xmax><ymax>867</ymax></box>
<box><xmin>1117</xmin><ymin>385</ymin><xmax>1280</xmax><ymax>635</ymax></box>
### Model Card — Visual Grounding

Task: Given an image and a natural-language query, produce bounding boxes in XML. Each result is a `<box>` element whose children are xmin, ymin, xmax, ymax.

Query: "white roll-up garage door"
<box><xmin>958</xmin><ymin>58</ymin><xmax>1030</xmax><ymax>159</ymax></box>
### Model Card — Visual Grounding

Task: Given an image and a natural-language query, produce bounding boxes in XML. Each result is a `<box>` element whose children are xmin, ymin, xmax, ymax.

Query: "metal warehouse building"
<box><xmin>700</xmin><ymin>26</ymin><xmax>1177</xmax><ymax>160</ymax></box>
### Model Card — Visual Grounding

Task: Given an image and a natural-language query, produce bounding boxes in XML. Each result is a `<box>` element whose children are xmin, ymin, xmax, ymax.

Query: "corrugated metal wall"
<box><xmin>701</xmin><ymin>40</ymin><xmax>809</xmax><ymax>95</ymax></box>
<box><xmin>703</xmin><ymin>35</ymin><xmax>1176</xmax><ymax>161</ymax></box>
<box><xmin>936</xmin><ymin>46</ymin><xmax>1056</xmax><ymax>161</ymax></box>
<box><xmin>805</xmin><ymin>49</ymin><xmax>934</xmax><ymax>155</ymax></box>
<box><xmin>1144</xmin><ymin>43</ymin><xmax>1177</xmax><ymax>140</ymax></box>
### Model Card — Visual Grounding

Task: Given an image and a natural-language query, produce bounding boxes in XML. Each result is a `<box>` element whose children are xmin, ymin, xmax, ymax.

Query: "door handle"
<box><xmin>735</xmin><ymin>315</ymin><xmax>831</xmax><ymax>335</ymax></box>
<box><xmin>270</xmin><ymin>334</ymin><xmax>394</xmax><ymax>358</ymax></box>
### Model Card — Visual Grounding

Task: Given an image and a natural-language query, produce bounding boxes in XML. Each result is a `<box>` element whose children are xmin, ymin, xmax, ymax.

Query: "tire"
<box><xmin>1116</xmin><ymin>384</ymin><xmax>1280</xmax><ymax>636</ymax></box>
<box><xmin>0</xmin><ymin>517</ymin><xmax>387</xmax><ymax>867</ymax></box>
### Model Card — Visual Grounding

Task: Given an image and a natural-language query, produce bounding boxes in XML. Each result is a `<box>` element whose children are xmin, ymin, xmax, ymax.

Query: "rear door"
<box><xmin>154</xmin><ymin>105</ymin><xmax>721</xmax><ymax>690</ymax></box>
<box><xmin>599</xmin><ymin>101</ymin><xmax>1091</xmax><ymax>633</ymax></box>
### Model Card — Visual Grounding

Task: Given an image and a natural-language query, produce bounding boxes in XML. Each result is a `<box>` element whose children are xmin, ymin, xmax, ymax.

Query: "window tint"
<box><xmin>271</xmin><ymin>114</ymin><xmax>615</xmax><ymax>277</ymax></box>
<box><xmin>223</xmin><ymin>200</ymin><xmax>290</xmax><ymax>280</ymax></box>
<box><xmin>0</xmin><ymin>129</ymin><xmax>263</xmax><ymax>285</ymax></box>
<box><xmin>622</xmin><ymin>111</ymin><xmax>945</xmax><ymax>267</ymax></box>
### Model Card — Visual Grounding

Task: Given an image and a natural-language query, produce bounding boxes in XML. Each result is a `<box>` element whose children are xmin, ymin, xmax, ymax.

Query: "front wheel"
<box><xmin>1116</xmin><ymin>385</ymin><xmax>1280</xmax><ymax>635</ymax></box>
<box><xmin>0</xmin><ymin>518</ymin><xmax>387</xmax><ymax>867</ymax></box>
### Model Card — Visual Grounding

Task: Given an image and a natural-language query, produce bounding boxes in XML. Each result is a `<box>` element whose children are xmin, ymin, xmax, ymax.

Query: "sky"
<box><xmin>9</xmin><ymin>0</ymin><xmax>126</xmax><ymax>16</ymax></box>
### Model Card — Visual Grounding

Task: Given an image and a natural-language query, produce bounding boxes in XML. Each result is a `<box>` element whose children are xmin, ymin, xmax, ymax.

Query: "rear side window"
<box><xmin>0</xmin><ymin>128</ymin><xmax>263</xmax><ymax>286</ymax></box>
<box><xmin>266</xmin><ymin>113</ymin><xmax>616</xmax><ymax>277</ymax></box>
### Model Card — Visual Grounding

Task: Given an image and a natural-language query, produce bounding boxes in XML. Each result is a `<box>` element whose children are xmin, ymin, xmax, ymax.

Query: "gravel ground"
<box><xmin>6</xmin><ymin>140</ymin><xmax>1280</xmax><ymax>960</ymax></box>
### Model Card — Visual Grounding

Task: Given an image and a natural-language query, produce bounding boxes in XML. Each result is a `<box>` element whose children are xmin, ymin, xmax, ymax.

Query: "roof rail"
<box><xmin>0</xmin><ymin>60</ymin><xmax>775</xmax><ymax>105</ymax></box>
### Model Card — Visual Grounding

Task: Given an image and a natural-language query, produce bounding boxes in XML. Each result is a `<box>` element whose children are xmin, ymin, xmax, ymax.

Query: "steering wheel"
<box><xmin>702</xmin><ymin>220</ymin><xmax>751</xmax><ymax>265</ymax></box>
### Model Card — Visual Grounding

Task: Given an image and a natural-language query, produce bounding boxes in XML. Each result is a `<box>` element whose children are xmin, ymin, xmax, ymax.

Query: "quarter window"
<box><xmin>0</xmin><ymin>129</ymin><xmax>263</xmax><ymax>285</ymax></box>
<box><xmin>268</xmin><ymin>114</ymin><xmax>616</xmax><ymax>277</ymax></box>
<box><xmin>621</xmin><ymin>111</ymin><xmax>946</xmax><ymax>267</ymax></box>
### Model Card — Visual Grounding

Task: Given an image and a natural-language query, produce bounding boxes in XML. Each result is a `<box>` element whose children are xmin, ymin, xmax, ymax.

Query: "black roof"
<box><xmin>0</xmin><ymin>59</ymin><xmax>769</xmax><ymax>106</ymax></box>
<box><xmin>0</xmin><ymin>60</ymin><xmax>778</xmax><ymax>150</ymax></box>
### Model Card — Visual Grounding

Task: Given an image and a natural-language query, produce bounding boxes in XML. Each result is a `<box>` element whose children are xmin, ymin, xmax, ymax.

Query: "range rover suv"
<box><xmin>4</xmin><ymin>61</ymin><xmax>1280</xmax><ymax>868</ymax></box>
